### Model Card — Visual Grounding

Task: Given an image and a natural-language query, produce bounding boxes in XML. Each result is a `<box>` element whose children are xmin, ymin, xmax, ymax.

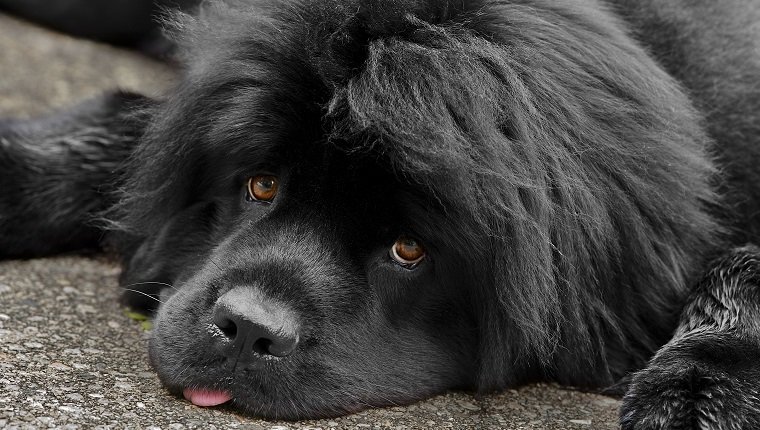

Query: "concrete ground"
<box><xmin>0</xmin><ymin>14</ymin><xmax>621</xmax><ymax>429</ymax></box>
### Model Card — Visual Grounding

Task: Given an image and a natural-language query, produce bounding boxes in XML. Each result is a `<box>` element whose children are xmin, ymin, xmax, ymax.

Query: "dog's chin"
<box><xmin>146</xmin><ymin>282</ymin><xmax>469</xmax><ymax>420</ymax></box>
<box><xmin>147</xmin><ymin>327</ymin><xmax>455</xmax><ymax>420</ymax></box>
<box><xmin>150</xmin><ymin>361</ymin><xmax>339</xmax><ymax>419</ymax></box>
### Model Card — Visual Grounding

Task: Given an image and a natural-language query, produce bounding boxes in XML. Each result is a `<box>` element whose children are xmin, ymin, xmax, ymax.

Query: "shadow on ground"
<box><xmin>0</xmin><ymin>14</ymin><xmax>621</xmax><ymax>429</ymax></box>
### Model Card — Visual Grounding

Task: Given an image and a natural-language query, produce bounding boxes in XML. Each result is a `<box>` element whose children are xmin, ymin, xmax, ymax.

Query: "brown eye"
<box><xmin>246</xmin><ymin>175</ymin><xmax>279</xmax><ymax>202</ymax></box>
<box><xmin>390</xmin><ymin>236</ymin><xmax>426</xmax><ymax>267</ymax></box>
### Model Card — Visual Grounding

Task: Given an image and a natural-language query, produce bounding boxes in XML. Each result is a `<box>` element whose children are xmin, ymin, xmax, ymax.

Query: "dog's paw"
<box><xmin>620</xmin><ymin>335</ymin><xmax>760</xmax><ymax>430</ymax></box>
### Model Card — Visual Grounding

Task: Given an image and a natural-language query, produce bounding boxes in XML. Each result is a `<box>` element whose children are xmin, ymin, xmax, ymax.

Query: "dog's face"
<box><xmin>121</xmin><ymin>105</ymin><xmax>481</xmax><ymax>417</ymax></box>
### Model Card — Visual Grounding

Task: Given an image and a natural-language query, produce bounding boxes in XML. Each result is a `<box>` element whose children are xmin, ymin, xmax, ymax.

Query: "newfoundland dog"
<box><xmin>2</xmin><ymin>0</ymin><xmax>760</xmax><ymax>427</ymax></box>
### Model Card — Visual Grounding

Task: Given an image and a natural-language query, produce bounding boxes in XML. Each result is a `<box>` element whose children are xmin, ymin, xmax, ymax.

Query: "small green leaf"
<box><xmin>125</xmin><ymin>309</ymin><xmax>153</xmax><ymax>330</ymax></box>
<box><xmin>124</xmin><ymin>310</ymin><xmax>149</xmax><ymax>321</ymax></box>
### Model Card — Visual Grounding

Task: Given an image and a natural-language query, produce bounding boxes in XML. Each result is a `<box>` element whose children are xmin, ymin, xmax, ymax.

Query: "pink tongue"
<box><xmin>183</xmin><ymin>388</ymin><xmax>232</xmax><ymax>407</ymax></box>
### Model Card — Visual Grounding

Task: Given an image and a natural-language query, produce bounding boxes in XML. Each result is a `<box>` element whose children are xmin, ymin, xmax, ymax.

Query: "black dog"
<box><xmin>1</xmin><ymin>0</ymin><xmax>760</xmax><ymax>426</ymax></box>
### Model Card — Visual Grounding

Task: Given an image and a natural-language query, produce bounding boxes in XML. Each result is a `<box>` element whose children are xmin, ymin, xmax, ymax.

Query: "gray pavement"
<box><xmin>0</xmin><ymin>14</ymin><xmax>621</xmax><ymax>429</ymax></box>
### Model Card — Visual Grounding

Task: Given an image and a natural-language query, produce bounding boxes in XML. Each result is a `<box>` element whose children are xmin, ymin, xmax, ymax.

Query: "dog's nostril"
<box><xmin>215</xmin><ymin>317</ymin><xmax>238</xmax><ymax>340</ymax></box>
<box><xmin>252</xmin><ymin>338</ymin><xmax>271</xmax><ymax>355</ymax></box>
<box><xmin>263</xmin><ymin>332</ymin><xmax>299</xmax><ymax>357</ymax></box>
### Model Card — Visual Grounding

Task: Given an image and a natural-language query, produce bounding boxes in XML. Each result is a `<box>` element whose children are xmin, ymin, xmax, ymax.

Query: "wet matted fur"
<box><xmin>1</xmin><ymin>0</ymin><xmax>760</xmax><ymax>426</ymax></box>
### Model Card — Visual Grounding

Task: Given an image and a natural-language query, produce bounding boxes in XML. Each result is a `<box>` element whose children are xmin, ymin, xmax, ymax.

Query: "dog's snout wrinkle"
<box><xmin>212</xmin><ymin>286</ymin><xmax>300</xmax><ymax>364</ymax></box>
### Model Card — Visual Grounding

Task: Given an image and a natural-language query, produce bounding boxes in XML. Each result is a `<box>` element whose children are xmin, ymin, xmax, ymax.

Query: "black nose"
<box><xmin>212</xmin><ymin>287</ymin><xmax>300</xmax><ymax>361</ymax></box>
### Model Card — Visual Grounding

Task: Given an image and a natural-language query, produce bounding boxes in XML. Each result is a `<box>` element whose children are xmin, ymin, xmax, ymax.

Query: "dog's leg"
<box><xmin>0</xmin><ymin>91</ymin><xmax>154</xmax><ymax>258</ymax></box>
<box><xmin>620</xmin><ymin>246</ymin><xmax>760</xmax><ymax>429</ymax></box>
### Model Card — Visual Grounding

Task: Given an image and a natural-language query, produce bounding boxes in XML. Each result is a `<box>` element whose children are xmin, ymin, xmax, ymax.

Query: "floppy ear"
<box><xmin>466</xmin><ymin>3</ymin><xmax>722</xmax><ymax>389</ymax></box>
<box><xmin>0</xmin><ymin>91</ymin><xmax>155</xmax><ymax>258</ymax></box>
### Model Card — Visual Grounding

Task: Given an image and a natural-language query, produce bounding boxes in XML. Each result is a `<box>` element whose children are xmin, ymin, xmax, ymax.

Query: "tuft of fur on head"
<box><xmin>114</xmin><ymin>0</ymin><xmax>723</xmax><ymax>391</ymax></box>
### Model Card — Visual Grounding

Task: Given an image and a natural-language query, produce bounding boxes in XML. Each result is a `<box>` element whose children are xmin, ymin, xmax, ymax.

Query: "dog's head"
<box><xmin>115</xmin><ymin>0</ymin><xmax>718</xmax><ymax>419</ymax></box>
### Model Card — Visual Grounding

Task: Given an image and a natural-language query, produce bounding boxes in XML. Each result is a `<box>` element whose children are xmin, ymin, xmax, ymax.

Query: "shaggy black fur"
<box><xmin>621</xmin><ymin>246</ymin><xmax>760</xmax><ymax>429</ymax></box>
<box><xmin>1</xmin><ymin>0</ymin><xmax>759</xmax><ymax>425</ymax></box>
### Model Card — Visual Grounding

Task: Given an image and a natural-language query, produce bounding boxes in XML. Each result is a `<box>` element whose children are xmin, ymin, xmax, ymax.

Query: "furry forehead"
<box><xmin>149</xmin><ymin>0</ymin><xmax>514</xmax><ymax>229</ymax></box>
<box><xmin>168</xmin><ymin>0</ymin><xmax>709</xmax><ymax>222</ymax></box>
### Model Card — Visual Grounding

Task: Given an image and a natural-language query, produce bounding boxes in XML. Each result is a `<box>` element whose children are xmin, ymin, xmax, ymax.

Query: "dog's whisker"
<box><xmin>122</xmin><ymin>281</ymin><xmax>178</xmax><ymax>291</ymax></box>
<box><xmin>123</xmin><ymin>288</ymin><xmax>165</xmax><ymax>304</ymax></box>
